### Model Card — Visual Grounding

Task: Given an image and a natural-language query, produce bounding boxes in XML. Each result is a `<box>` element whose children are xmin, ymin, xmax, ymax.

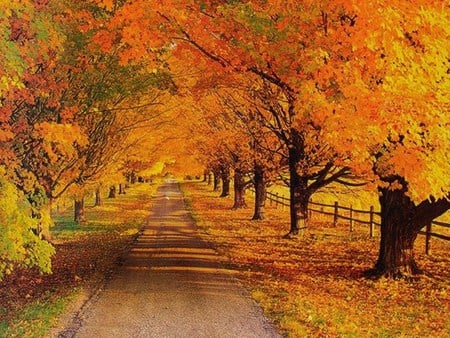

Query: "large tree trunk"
<box><xmin>232</xmin><ymin>169</ymin><xmax>247</xmax><ymax>209</ymax></box>
<box><xmin>74</xmin><ymin>197</ymin><xmax>86</xmax><ymax>224</ymax></box>
<box><xmin>220</xmin><ymin>166</ymin><xmax>231</xmax><ymax>198</ymax></box>
<box><xmin>374</xmin><ymin>185</ymin><xmax>420</xmax><ymax>278</ymax></box>
<box><xmin>94</xmin><ymin>188</ymin><xmax>103</xmax><ymax>206</ymax></box>
<box><xmin>372</xmin><ymin>177</ymin><xmax>450</xmax><ymax>279</ymax></box>
<box><xmin>252</xmin><ymin>164</ymin><xmax>266</xmax><ymax>220</ymax></box>
<box><xmin>288</xmin><ymin>147</ymin><xmax>310</xmax><ymax>236</ymax></box>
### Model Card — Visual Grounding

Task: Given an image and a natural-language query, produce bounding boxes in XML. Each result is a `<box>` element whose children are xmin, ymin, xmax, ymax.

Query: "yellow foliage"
<box><xmin>0</xmin><ymin>167</ymin><xmax>55</xmax><ymax>280</ymax></box>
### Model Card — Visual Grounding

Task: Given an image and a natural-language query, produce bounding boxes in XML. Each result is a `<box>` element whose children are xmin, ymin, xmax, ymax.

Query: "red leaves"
<box><xmin>92</xmin><ymin>29</ymin><xmax>116</xmax><ymax>53</ymax></box>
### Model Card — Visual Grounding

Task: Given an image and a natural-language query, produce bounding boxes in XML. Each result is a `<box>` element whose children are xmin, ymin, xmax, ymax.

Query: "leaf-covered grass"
<box><xmin>0</xmin><ymin>182</ymin><xmax>156</xmax><ymax>338</ymax></box>
<box><xmin>182</xmin><ymin>181</ymin><xmax>450</xmax><ymax>338</ymax></box>
<box><xmin>0</xmin><ymin>291</ymin><xmax>77</xmax><ymax>338</ymax></box>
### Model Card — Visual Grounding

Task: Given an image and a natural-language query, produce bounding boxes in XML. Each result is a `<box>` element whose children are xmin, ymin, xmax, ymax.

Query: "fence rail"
<box><xmin>251</xmin><ymin>189</ymin><xmax>450</xmax><ymax>254</ymax></box>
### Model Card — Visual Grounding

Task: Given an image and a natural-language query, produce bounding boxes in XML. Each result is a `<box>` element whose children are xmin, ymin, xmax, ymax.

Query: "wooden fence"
<box><xmin>252</xmin><ymin>190</ymin><xmax>450</xmax><ymax>255</ymax></box>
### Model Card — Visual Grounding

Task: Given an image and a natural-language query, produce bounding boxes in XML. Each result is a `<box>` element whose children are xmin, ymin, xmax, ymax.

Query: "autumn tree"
<box><xmin>0</xmin><ymin>0</ymin><xmax>68</xmax><ymax>276</ymax></box>
<box><xmin>372</xmin><ymin>2</ymin><xmax>449</xmax><ymax>278</ymax></box>
<box><xmin>149</xmin><ymin>2</ymin><xmax>365</xmax><ymax>234</ymax></box>
<box><xmin>319</xmin><ymin>0</ymin><xmax>450</xmax><ymax>277</ymax></box>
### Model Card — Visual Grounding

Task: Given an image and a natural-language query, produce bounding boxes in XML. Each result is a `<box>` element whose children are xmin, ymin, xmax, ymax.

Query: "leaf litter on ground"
<box><xmin>182</xmin><ymin>181</ymin><xmax>450</xmax><ymax>338</ymax></box>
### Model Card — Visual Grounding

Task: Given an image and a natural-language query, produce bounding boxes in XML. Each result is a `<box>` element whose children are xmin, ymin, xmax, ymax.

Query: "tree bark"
<box><xmin>287</xmin><ymin>147</ymin><xmax>310</xmax><ymax>235</ymax></box>
<box><xmin>130</xmin><ymin>172</ymin><xmax>137</xmax><ymax>184</ymax></box>
<box><xmin>108</xmin><ymin>185</ymin><xmax>116</xmax><ymax>198</ymax></box>
<box><xmin>252</xmin><ymin>164</ymin><xmax>266</xmax><ymax>220</ymax></box>
<box><xmin>74</xmin><ymin>197</ymin><xmax>86</xmax><ymax>224</ymax></box>
<box><xmin>232</xmin><ymin>169</ymin><xmax>247</xmax><ymax>209</ymax></box>
<box><xmin>119</xmin><ymin>183</ymin><xmax>126</xmax><ymax>195</ymax></box>
<box><xmin>220</xmin><ymin>166</ymin><xmax>231</xmax><ymax>197</ymax></box>
<box><xmin>95</xmin><ymin>188</ymin><xmax>103</xmax><ymax>206</ymax></box>
<box><xmin>212</xmin><ymin>168</ymin><xmax>221</xmax><ymax>192</ymax></box>
<box><xmin>371</xmin><ymin>177</ymin><xmax>450</xmax><ymax>279</ymax></box>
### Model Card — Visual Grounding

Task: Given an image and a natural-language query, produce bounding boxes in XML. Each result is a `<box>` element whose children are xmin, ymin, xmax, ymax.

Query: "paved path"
<box><xmin>60</xmin><ymin>182</ymin><xmax>280</xmax><ymax>338</ymax></box>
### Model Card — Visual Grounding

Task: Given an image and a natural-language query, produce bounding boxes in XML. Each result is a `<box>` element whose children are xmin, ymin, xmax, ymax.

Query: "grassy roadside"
<box><xmin>0</xmin><ymin>182</ymin><xmax>156</xmax><ymax>338</ymax></box>
<box><xmin>182</xmin><ymin>181</ymin><xmax>450</xmax><ymax>338</ymax></box>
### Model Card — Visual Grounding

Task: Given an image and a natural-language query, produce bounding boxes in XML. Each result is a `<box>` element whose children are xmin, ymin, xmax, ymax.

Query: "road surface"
<box><xmin>58</xmin><ymin>182</ymin><xmax>280</xmax><ymax>338</ymax></box>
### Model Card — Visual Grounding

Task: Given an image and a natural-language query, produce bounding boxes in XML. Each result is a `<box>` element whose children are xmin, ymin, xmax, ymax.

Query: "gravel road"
<box><xmin>58</xmin><ymin>182</ymin><xmax>281</xmax><ymax>338</ymax></box>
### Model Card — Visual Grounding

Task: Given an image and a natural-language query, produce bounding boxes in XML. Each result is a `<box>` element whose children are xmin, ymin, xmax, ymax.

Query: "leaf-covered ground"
<box><xmin>182</xmin><ymin>181</ymin><xmax>450</xmax><ymax>338</ymax></box>
<box><xmin>0</xmin><ymin>183</ymin><xmax>155</xmax><ymax>337</ymax></box>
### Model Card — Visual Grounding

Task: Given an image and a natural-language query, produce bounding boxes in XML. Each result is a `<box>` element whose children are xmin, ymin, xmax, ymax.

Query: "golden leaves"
<box><xmin>96</xmin><ymin>0</ymin><xmax>114</xmax><ymax>11</ymax></box>
<box><xmin>33</xmin><ymin>122</ymin><xmax>87</xmax><ymax>164</ymax></box>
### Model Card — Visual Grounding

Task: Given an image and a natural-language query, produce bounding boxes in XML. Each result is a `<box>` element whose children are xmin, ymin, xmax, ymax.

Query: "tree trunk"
<box><xmin>108</xmin><ymin>185</ymin><xmax>116</xmax><ymax>198</ymax></box>
<box><xmin>220</xmin><ymin>166</ymin><xmax>231</xmax><ymax>197</ymax></box>
<box><xmin>252</xmin><ymin>164</ymin><xmax>266</xmax><ymax>220</ymax></box>
<box><xmin>232</xmin><ymin>169</ymin><xmax>247</xmax><ymax>209</ymax></box>
<box><xmin>213</xmin><ymin>168</ymin><xmax>220</xmax><ymax>191</ymax></box>
<box><xmin>288</xmin><ymin>147</ymin><xmax>310</xmax><ymax>236</ymax></box>
<box><xmin>373</xmin><ymin>183</ymin><xmax>421</xmax><ymax>278</ymax></box>
<box><xmin>119</xmin><ymin>183</ymin><xmax>126</xmax><ymax>195</ymax></box>
<box><xmin>371</xmin><ymin>177</ymin><xmax>450</xmax><ymax>279</ymax></box>
<box><xmin>74</xmin><ymin>198</ymin><xmax>86</xmax><ymax>224</ymax></box>
<box><xmin>130</xmin><ymin>172</ymin><xmax>137</xmax><ymax>184</ymax></box>
<box><xmin>94</xmin><ymin>188</ymin><xmax>103</xmax><ymax>206</ymax></box>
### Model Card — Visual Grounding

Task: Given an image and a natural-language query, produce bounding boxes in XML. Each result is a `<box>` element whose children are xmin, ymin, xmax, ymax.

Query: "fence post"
<box><xmin>349</xmin><ymin>205</ymin><xmax>353</xmax><ymax>232</ymax></box>
<box><xmin>425</xmin><ymin>223</ymin><xmax>432</xmax><ymax>255</ymax></box>
<box><xmin>369</xmin><ymin>206</ymin><xmax>374</xmax><ymax>238</ymax></box>
<box><xmin>333</xmin><ymin>201</ymin><xmax>339</xmax><ymax>226</ymax></box>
